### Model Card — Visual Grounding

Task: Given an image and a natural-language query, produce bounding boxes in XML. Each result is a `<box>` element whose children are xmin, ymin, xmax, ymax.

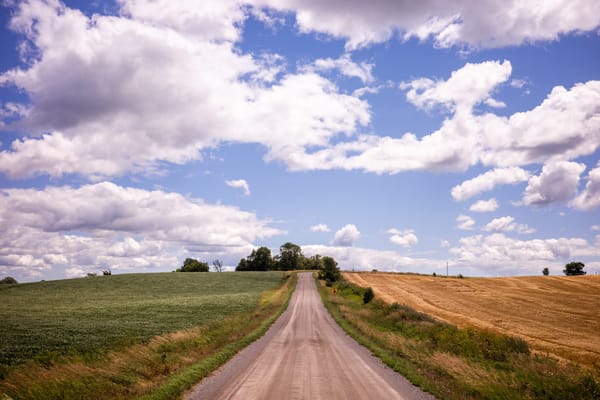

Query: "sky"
<box><xmin>0</xmin><ymin>0</ymin><xmax>599</xmax><ymax>282</ymax></box>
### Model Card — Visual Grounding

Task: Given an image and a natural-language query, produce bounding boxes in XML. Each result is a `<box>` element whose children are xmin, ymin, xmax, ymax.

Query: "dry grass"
<box><xmin>344</xmin><ymin>272</ymin><xmax>600</xmax><ymax>368</ymax></box>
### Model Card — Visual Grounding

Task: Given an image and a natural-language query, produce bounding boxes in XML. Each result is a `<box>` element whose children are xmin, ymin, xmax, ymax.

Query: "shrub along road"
<box><xmin>186</xmin><ymin>272</ymin><xmax>433</xmax><ymax>400</ymax></box>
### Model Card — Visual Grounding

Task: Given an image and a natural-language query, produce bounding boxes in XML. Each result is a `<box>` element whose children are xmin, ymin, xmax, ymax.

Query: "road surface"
<box><xmin>186</xmin><ymin>272</ymin><xmax>434</xmax><ymax>400</ymax></box>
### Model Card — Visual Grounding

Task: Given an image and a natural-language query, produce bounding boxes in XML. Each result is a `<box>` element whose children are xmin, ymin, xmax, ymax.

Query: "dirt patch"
<box><xmin>344</xmin><ymin>272</ymin><xmax>600</xmax><ymax>368</ymax></box>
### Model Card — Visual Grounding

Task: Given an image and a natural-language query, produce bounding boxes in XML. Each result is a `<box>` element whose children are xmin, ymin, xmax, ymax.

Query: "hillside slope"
<box><xmin>344</xmin><ymin>272</ymin><xmax>600</xmax><ymax>367</ymax></box>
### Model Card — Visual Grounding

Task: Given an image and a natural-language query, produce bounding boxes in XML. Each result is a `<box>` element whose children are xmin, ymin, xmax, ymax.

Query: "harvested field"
<box><xmin>344</xmin><ymin>272</ymin><xmax>600</xmax><ymax>368</ymax></box>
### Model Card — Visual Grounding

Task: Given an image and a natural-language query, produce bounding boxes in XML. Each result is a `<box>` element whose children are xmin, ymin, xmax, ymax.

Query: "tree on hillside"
<box><xmin>0</xmin><ymin>276</ymin><xmax>18</xmax><ymax>285</ymax></box>
<box><xmin>542</xmin><ymin>267</ymin><xmax>549</xmax><ymax>276</ymax></box>
<box><xmin>305</xmin><ymin>254</ymin><xmax>324</xmax><ymax>270</ymax></box>
<box><xmin>318</xmin><ymin>256</ymin><xmax>341</xmax><ymax>282</ymax></box>
<box><xmin>236</xmin><ymin>247</ymin><xmax>274</xmax><ymax>271</ymax></box>
<box><xmin>177</xmin><ymin>258</ymin><xmax>209</xmax><ymax>272</ymax></box>
<box><xmin>563</xmin><ymin>261</ymin><xmax>586</xmax><ymax>276</ymax></box>
<box><xmin>277</xmin><ymin>242</ymin><xmax>303</xmax><ymax>271</ymax></box>
<box><xmin>212</xmin><ymin>259</ymin><xmax>224</xmax><ymax>272</ymax></box>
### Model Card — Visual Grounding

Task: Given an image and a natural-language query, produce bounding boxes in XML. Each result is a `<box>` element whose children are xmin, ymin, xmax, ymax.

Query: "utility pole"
<box><xmin>446</xmin><ymin>261</ymin><xmax>449</xmax><ymax>277</ymax></box>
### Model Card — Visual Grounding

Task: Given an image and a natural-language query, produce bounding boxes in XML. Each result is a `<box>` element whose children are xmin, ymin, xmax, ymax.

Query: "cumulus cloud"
<box><xmin>310</xmin><ymin>224</ymin><xmax>330</xmax><ymax>233</ymax></box>
<box><xmin>469</xmin><ymin>198</ymin><xmax>498</xmax><ymax>212</ymax></box>
<box><xmin>303</xmin><ymin>244</ymin><xmax>439</xmax><ymax>273</ymax></box>
<box><xmin>452</xmin><ymin>167</ymin><xmax>530</xmax><ymax>201</ymax></box>
<box><xmin>226</xmin><ymin>179</ymin><xmax>251</xmax><ymax>196</ymax></box>
<box><xmin>332</xmin><ymin>224</ymin><xmax>360</xmax><ymax>246</ymax></box>
<box><xmin>450</xmin><ymin>233</ymin><xmax>598</xmax><ymax>275</ymax></box>
<box><xmin>456</xmin><ymin>214</ymin><xmax>475</xmax><ymax>230</ymax></box>
<box><xmin>441</xmin><ymin>240</ymin><xmax>450</xmax><ymax>248</ymax></box>
<box><xmin>523</xmin><ymin>161</ymin><xmax>586</xmax><ymax>206</ymax></box>
<box><xmin>0</xmin><ymin>0</ymin><xmax>369</xmax><ymax>179</ymax></box>
<box><xmin>261</xmin><ymin>0</ymin><xmax>600</xmax><ymax>50</ymax></box>
<box><xmin>387</xmin><ymin>228</ymin><xmax>418</xmax><ymax>247</ymax></box>
<box><xmin>0</xmin><ymin>182</ymin><xmax>283</xmax><ymax>279</ymax></box>
<box><xmin>572</xmin><ymin>163</ymin><xmax>600</xmax><ymax>211</ymax></box>
<box><xmin>275</xmin><ymin>62</ymin><xmax>600</xmax><ymax>183</ymax></box>
<box><xmin>307</xmin><ymin>54</ymin><xmax>374</xmax><ymax>83</ymax></box>
<box><xmin>483</xmin><ymin>216</ymin><xmax>535</xmax><ymax>234</ymax></box>
<box><xmin>403</xmin><ymin>60</ymin><xmax>511</xmax><ymax>112</ymax></box>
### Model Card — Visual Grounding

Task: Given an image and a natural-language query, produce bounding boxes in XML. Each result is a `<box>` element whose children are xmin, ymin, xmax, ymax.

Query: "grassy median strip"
<box><xmin>0</xmin><ymin>272</ymin><xmax>296</xmax><ymax>400</ymax></box>
<box><xmin>317</xmin><ymin>278</ymin><xmax>600</xmax><ymax>400</ymax></box>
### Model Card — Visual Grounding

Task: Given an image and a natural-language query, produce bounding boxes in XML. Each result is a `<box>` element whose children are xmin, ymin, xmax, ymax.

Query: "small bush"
<box><xmin>432</xmin><ymin>272</ymin><xmax>437</xmax><ymax>277</ymax></box>
<box><xmin>325</xmin><ymin>279</ymin><xmax>333</xmax><ymax>287</ymax></box>
<box><xmin>458</xmin><ymin>274</ymin><xmax>464</xmax><ymax>279</ymax></box>
<box><xmin>363</xmin><ymin>287</ymin><xmax>375</xmax><ymax>304</ymax></box>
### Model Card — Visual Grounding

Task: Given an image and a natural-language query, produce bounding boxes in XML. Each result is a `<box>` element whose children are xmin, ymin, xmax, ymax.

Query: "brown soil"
<box><xmin>344</xmin><ymin>272</ymin><xmax>600</xmax><ymax>368</ymax></box>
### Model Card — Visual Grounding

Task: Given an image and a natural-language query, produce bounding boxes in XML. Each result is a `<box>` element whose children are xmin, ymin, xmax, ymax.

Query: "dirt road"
<box><xmin>344</xmin><ymin>272</ymin><xmax>600</xmax><ymax>367</ymax></box>
<box><xmin>186</xmin><ymin>272</ymin><xmax>433</xmax><ymax>400</ymax></box>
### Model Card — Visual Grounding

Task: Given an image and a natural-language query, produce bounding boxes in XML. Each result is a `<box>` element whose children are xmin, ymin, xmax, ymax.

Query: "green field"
<box><xmin>0</xmin><ymin>271</ymin><xmax>284</xmax><ymax>367</ymax></box>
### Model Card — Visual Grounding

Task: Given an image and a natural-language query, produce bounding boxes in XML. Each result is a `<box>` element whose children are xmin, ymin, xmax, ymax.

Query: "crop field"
<box><xmin>0</xmin><ymin>271</ymin><xmax>284</xmax><ymax>367</ymax></box>
<box><xmin>344</xmin><ymin>272</ymin><xmax>600</xmax><ymax>367</ymax></box>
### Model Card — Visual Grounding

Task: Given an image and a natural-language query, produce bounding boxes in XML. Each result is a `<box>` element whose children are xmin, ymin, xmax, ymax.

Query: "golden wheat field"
<box><xmin>344</xmin><ymin>272</ymin><xmax>600</xmax><ymax>368</ymax></box>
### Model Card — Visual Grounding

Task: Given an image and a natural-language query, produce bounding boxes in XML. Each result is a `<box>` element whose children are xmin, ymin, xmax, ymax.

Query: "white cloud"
<box><xmin>273</xmin><ymin>61</ymin><xmax>600</xmax><ymax>185</ymax></box>
<box><xmin>332</xmin><ymin>224</ymin><xmax>361</xmax><ymax>246</ymax></box>
<box><xmin>441</xmin><ymin>240</ymin><xmax>450</xmax><ymax>248</ymax></box>
<box><xmin>0</xmin><ymin>182</ymin><xmax>284</xmax><ymax>279</ymax></box>
<box><xmin>387</xmin><ymin>228</ymin><xmax>418</xmax><ymax>247</ymax></box>
<box><xmin>452</xmin><ymin>167</ymin><xmax>530</xmax><ymax>201</ymax></box>
<box><xmin>450</xmin><ymin>233</ymin><xmax>598</xmax><ymax>275</ymax></box>
<box><xmin>572</xmin><ymin>162</ymin><xmax>600</xmax><ymax>211</ymax></box>
<box><xmin>118</xmin><ymin>0</ymin><xmax>246</xmax><ymax>42</ymax></box>
<box><xmin>308</xmin><ymin>54</ymin><xmax>374</xmax><ymax>83</ymax></box>
<box><xmin>483</xmin><ymin>216</ymin><xmax>536</xmax><ymax>234</ymax></box>
<box><xmin>310</xmin><ymin>224</ymin><xmax>330</xmax><ymax>233</ymax></box>
<box><xmin>523</xmin><ymin>161</ymin><xmax>586</xmax><ymax>206</ymax></box>
<box><xmin>65</xmin><ymin>267</ymin><xmax>86</xmax><ymax>278</ymax></box>
<box><xmin>592</xmin><ymin>225</ymin><xmax>600</xmax><ymax>231</ymax></box>
<box><xmin>510</xmin><ymin>78</ymin><xmax>527</xmax><ymax>88</ymax></box>
<box><xmin>484</xmin><ymin>98</ymin><xmax>506</xmax><ymax>108</ymax></box>
<box><xmin>469</xmin><ymin>198</ymin><xmax>498</xmax><ymax>212</ymax></box>
<box><xmin>261</xmin><ymin>0</ymin><xmax>600</xmax><ymax>50</ymax></box>
<box><xmin>303</xmin><ymin>244</ymin><xmax>440</xmax><ymax>274</ymax></box>
<box><xmin>456</xmin><ymin>214</ymin><xmax>475</xmax><ymax>230</ymax></box>
<box><xmin>0</xmin><ymin>1</ymin><xmax>370</xmax><ymax>179</ymax></box>
<box><xmin>226</xmin><ymin>179</ymin><xmax>251</xmax><ymax>196</ymax></box>
<box><xmin>403</xmin><ymin>60</ymin><xmax>511</xmax><ymax>112</ymax></box>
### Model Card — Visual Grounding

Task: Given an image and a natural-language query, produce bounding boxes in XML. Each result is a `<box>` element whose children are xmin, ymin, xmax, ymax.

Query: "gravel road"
<box><xmin>185</xmin><ymin>272</ymin><xmax>434</xmax><ymax>400</ymax></box>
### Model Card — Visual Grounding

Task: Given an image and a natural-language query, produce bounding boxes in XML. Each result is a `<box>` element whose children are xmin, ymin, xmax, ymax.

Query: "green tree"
<box><xmin>563</xmin><ymin>261</ymin><xmax>586</xmax><ymax>276</ymax></box>
<box><xmin>277</xmin><ymin>242</ymin><xmax>303</xmax><ymax>271</ymax></box>
<box><xmin>319</xmin><ymin>256</ymin><xmax>341</xmax><ymax>282</ymax></box>
<box><xmin>0</xmin><ymin>276</ymin><xmax>18</xmax><ymax>285</ymax></box>
<box><xmin>542</xmin><ymin>267</ymin><xmax>549</xmax><ymax>276</ymax></box>
<box><xmin>176</xmin><ymin>258</ymin><xmax>209</xmax><ymax>272</ymax></box>
<box><xmin>305</xmin><ymin>254</ymin><xmax>324</xmax><ymax>270</ymax></box>
<box><xmin>236</xmin><ymin>247</ymin><xmax>274</xmax><ymax>271</ymax></box>
<box><xmin>236</xmin><ymin>258</ymin><xmax>250</xmax><ymax>271</ymax></box>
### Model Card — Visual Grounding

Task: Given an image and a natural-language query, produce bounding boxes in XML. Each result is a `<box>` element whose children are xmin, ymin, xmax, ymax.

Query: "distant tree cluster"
<box><xmin>0</xmin><ymin>276</ymin><xmax>18</xmax><ymax>285</ymax></box>
<box><xmin>176</xmin><ymin>258</ymin><xmax>209</xmax><ymax>272</ymax></box>
<box><xmin>563</xmin><ymin>261</ymin><xmax>586</xmax><ymax>276</ymax></box>
<box><xmin>236</xmin><ymin>242</ymin><xmax>340</xmax><ymax>280</ymax></box>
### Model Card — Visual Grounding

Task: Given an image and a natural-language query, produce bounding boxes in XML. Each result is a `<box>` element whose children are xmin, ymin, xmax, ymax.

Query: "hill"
<box><xmin>344</xmin><ymin>272</ymin><xmax>600</xmax><ymax>367</ymax></box>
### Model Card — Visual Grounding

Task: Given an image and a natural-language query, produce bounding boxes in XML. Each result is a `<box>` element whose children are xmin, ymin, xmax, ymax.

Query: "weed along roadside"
<box><xmin>316</xmin><ymin>277</ymin><xmax>600</xmax><ymax>400</ymax></box>
<box><xmin>0</xmin><ymin>272</ymin><xmax>297</xmax><ymax>400</ymax></box>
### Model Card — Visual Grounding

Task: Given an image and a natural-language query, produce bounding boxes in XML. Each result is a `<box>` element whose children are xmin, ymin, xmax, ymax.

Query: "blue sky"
<box><xmin>1</xmin><ymin>0</ymin><xmax>599</xmax><ymax>281</ymax></box>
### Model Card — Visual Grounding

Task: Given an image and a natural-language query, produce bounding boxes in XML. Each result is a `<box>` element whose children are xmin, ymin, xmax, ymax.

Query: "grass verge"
<box><xmin>0</xmin><ymin>272</ymin><xmax>296</xmax><ymax>400</ymax></box>
<box><xmin>317</xmin><ymin>278</ymin><xmax>600</xmax><ymax>400</ymax></box>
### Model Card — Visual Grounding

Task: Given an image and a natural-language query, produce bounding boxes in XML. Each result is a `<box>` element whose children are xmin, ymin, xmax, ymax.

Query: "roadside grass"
<box><xmin>0</xmin><ymin>272</ymin><xmax>296</xmax><ymax>400</ymax></box>
<box><xmin>318</xmin><ymin>279</ymin><xmax>600</xmax><ymax>400</ymax></box>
